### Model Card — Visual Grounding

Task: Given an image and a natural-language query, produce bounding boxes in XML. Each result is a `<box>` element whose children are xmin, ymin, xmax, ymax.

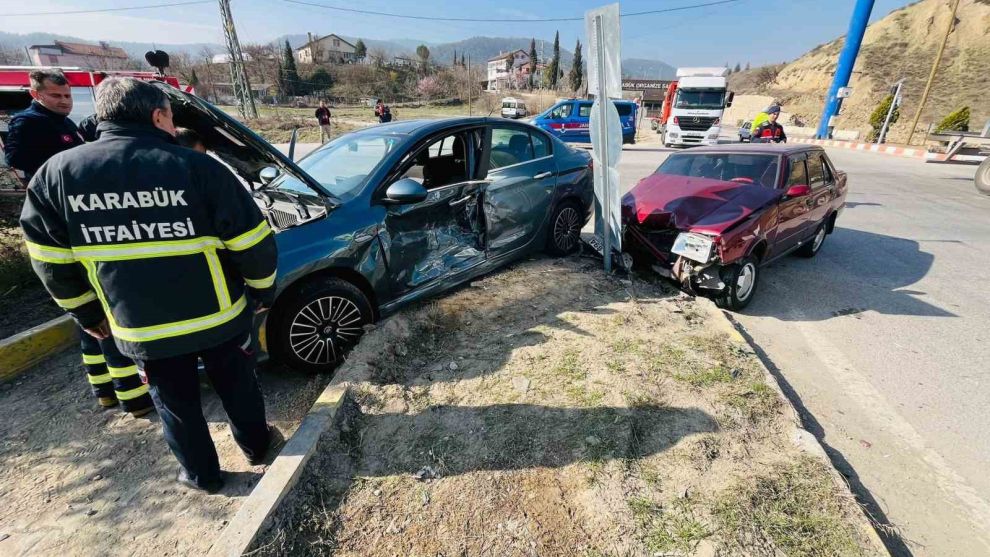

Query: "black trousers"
<box><xmin>136</xmin><ymin>330</ymin><xmax>268</xmax><ymax>488</ymax></box>
<box><xmin>79</xmin><ymin>326</ymin><xmax>153</xmax><ymax>413</ymax></box>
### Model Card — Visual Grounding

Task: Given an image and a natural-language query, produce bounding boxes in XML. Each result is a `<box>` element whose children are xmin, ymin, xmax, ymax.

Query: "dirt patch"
<box><xmin>253</xmin><ymin>257</ymin><xmax>879</xmax><ymax>556</ymax></box>
<box><xmin>0</xmin><ymin>353</ymin><xmax>331</xmax><ymax>556</ymax></box>
<box><xmin>0</xmin><ymin>195</ymin><xmax>63</xmax><ymax>339</ymax></box>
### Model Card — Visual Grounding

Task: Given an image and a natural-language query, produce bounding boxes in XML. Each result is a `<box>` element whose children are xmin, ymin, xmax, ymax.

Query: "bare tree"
<box><xmin>0</xmin><ymin>43</ymin><xmax>29</xmax><ymax>65</ymax></box>
<box><xmin>369</xmin><ymin>48</ymin><xmax>388</xmax><ymax>68</ymax></box>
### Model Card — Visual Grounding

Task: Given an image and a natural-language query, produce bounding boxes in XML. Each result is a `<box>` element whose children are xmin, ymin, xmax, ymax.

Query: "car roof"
<box><xmin>678</xmin><ymin>143</ymin><xmax>819</xmax><ymax>156</ymax></box>
<box><xmin>353</xmin><ymin>117</ymin><xmax>542</xmax><ymax>136</ymax></box>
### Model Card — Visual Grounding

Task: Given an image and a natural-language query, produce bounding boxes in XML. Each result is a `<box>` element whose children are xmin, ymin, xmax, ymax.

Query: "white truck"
<box><xmin>661</xmin><ymin>67</ymin><xmax>734</xmax><ymax>148</ymax></box>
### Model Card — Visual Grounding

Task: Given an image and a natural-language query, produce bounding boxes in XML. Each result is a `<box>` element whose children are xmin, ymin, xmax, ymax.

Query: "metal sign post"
<box><xmin>586</xmin><ymin>3</ymin><xmax>622</xmax><ymax>274</ymax></box>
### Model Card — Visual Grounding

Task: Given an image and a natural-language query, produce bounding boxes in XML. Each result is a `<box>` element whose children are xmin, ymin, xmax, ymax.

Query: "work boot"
<box><xmin>128</xmin><ymin>405</ymin><xmax>155</xmax><ymax>418</ymax></box>
<box><xmin>177</xmin><ymin>468</ymin><xmax>224</xmax><ymax>494</ymax></box>
<box><xmin>97</xmin><ymin>396</ymin><xmax>119</xmax><ymax>409</ymax></box>
<box><xmin>247</xmin><ymin>426</ymin><xmax>285</xmax><ymax>466</ymax></box>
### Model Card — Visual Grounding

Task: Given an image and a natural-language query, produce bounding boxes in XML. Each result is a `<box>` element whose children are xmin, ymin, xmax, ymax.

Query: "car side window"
<box><xmin>548</xmin><ymin>103</ymin><xmax>571</xmax><ymax>119</ymax></box>
<box><xmin>820</xmin><ymin>154</ymin><xmax>835</xmax><ymax>182</ymax></box>
<box><xmin>577</xmin><ymin>103</ymin><xmax>592</xmax><ymax>118</ymax></box>
<box><xmin>786</xmin><ymin>157</ymin><xmax>808</xmax><ymax>187</ymax></box>
<box><xmin>531</xmin><ymin>131</ymin><xmax>551</xmax><ymax>158</ymax></box>
<box><xmin>398</xmin><ymin>132</ymin><xmax>468</xmax><ymax>190</ymax></box>
<box><xmin>489</xmin><ymin>126</ymin><xmax>534</xmax><ymax>170</ymax></box>
<box><xmin>807</xmin><ymin>153</ymin><xmax>825</xmax><ymax>187</ymax></box>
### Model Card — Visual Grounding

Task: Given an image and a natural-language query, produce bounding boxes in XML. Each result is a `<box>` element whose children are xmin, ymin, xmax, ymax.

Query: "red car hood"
<box><xmin>621</xmin><ymin>173</ymin><xmax>781</xmax><ymax>235</ymax></box>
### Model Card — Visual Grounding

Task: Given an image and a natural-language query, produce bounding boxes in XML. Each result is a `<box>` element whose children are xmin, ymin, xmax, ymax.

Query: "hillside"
<box><xmin>729</xmin><ymin>0</ymin><xmax>990</xmax><ymax>143</ymax></box>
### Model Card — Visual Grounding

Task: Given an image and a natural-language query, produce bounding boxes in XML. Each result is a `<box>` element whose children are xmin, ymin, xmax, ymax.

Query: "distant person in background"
<box><xmin>750</xmin><ymin>101</ymin><xmax>781</xmax><ymax>136</ymax></box>
<box><xmin>175</xmin><ymin>127</ymin><xmax>207</xmax><ymax>153</ymax></box>
<box><xmin>315</xmin><ymin>100</ymin><xmax>332</xmax><ymax>143</ymax></box>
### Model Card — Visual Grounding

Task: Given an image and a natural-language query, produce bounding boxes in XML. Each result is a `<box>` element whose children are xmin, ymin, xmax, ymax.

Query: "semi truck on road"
<box><xmin>658</xmin><ymin>67</ymin><xmax>734</xmax><ymax>148</ymax></box>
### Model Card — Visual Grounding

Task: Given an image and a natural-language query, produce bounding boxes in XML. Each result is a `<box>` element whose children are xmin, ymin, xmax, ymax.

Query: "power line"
<box><xmin>5</xmin><ymin>0</ymin><xmax>213</xmax><ymax>17</ymax></box>
<box><xmin>279</xmin><ymin>0</ymin><xmax>742</xmax><ymax>22</ymax></box>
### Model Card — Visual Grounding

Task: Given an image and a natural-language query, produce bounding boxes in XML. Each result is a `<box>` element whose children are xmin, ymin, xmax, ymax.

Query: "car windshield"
<box><xmin>656</xmin><ymin>153</ymin><xmax>779</xmax><ymax>188</ymax></box>
<box><xmin>675</xmin><ymin>89</ymin><xmax>726</xmax><ymax>110</ymax></box>
<box><xmin>275</xmin><ymin>133</ymin><xmax>404</xmax><ymax>201</ymax></box>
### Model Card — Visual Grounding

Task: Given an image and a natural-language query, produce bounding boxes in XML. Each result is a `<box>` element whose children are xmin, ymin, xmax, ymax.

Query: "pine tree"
<box><xmin>354</xmin><ymin>39</ymin><xmax>367</xmax><ymax>60</ymax></box>
<box><xmin>569</xmin><ymin>40</ymin><xmax>583</xmax><ymax>92</ymax></box>
<box><xmin>547</xmin><ymin>31</ymin><xmax>560</xmax><ymax>89</ymax></box>
<box><xmin>189</xmin><ymin>68</ymin><xmax>200</xmax><ymax>88</ymax></box>
<box><xmin>461</xmin><ymin>53</ymin><xmax>466</xmax><ymax>67</ymax></box>
<box><xmin>733</xmin><ymin>62</ymin><xmax>741</xmax><ymax>73</ymax></box>
<box><xmin>283</xmin><ymin>40</ymin><xmax>300</xmax><ymax>96</ymax></box>
<box><xmin>453</xmin><ymin>49</ymin><xmax>458</xmax><ymax>67</ymax></box>
<box><xmin>745</xmin><ymin>62</ymin><xmax>751</xmax><ymax>71</ymax></box>
<box><xmin>528</xmin><ymin>38</ymin><xmax>538</xmax><ymax>89</ymax></box>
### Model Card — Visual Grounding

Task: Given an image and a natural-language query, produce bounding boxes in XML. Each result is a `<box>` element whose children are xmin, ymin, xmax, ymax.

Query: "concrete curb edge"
<box><xmin>697</xmin><ymin>299</ymin><xmax>891</xmax><ymax>555</ymax></box>
<box><xmin>0</xmin><ymin>314</ymin><xmax>77</xmax><ymax>382</ymax></box>
<box><xmin>790</xmin><ymin>137</ymin><xmax>986</xmax><ymax>163</ymax></box>
<box><xmin>207</xmin><ymin>381</ymin><xmax>350</xmax><ymax>557</ymax></box>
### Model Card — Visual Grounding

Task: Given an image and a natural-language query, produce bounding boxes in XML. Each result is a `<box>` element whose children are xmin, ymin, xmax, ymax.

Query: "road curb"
<box><xmin>0</xmin><ymin>314</ymin><xmax>77</xmax><ymax>382</ymax></box>
<box><xmin>207</xmin><ymin>381</ymin><xmax>350</xmax><ymax>557</ymax></box>
<box><xmin>697</xmin><ymin>299</ymin><xmax>891</xmax><ymax>555</ymax></box>
<box><xmin>791</xmin><ymin>137</ymin><xmax>986</xmax><ymax>163</ymax></box>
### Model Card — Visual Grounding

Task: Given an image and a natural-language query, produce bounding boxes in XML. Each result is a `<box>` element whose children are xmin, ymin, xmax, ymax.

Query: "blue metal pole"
<box><xmin>815</xmin><ymin>0</ymin><xmax>875</xmax><ymax>139</ymax></box>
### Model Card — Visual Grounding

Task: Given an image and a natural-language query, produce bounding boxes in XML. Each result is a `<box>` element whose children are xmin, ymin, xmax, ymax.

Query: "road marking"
<box><xmin>782</xmin><ymin>307</ymin><xmax>990</xmax><ymax>549</ymax></box>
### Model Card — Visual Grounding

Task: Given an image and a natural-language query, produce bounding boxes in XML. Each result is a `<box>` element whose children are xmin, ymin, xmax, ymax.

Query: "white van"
<box><xmin>501</xmin><ymin>97</ymin><xmax>528</xmax><ymax>119</ymax></box>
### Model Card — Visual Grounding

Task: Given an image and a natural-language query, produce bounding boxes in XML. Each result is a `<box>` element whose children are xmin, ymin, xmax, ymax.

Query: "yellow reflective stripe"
<box><xmin>88</xmin><ymin>372</ymin><xmax>112</xmax><ymax>385</ymax></box>
<box><xmin>224</xmin><ymin>221</ymin><xmax>271</xmax><ymax>252</ymax></box>
<box><xmin>82</xmin><ymin>353</ymin><xmax>106</xmax><ymax>365</ymax></box>
<box><xmin>204</xmin><ymin>249</ymin><xmax>232</xmax><ymax>309</ymax></box>
<box><xmin>54</xmin><ymin>290</ymin><xmax>97</xmax><ymax>309</ymax></box>
<box><xmin>244</xmin><ymin>270</ymin><xmax>276</xmax><ymax>289</ymax></box>
<box><xmin>116</xmin><ymin>384</ymin><xmax>149</xmax><ymax>401</ymax></box>
<box><xmin>80</xmin><ymin>260</ymin><xmax>120</xmax><ymax>330</ymax></box>
<box><xmin>108</xmin><ymin>365</ymin><xmax>139</xmax><ymax>378</ymax></box>
<box><xmin>111</xmin><ymin>296</ymin><xmax>247</xmax><ymax>343</ymax></box>
<box><xmin>73</xmin><ymin>237</ymin><xmax>224</xmax><ymax>262</ymax></box>
<box><xmin>26</xmin><ymin>241</ymin><xmax>76</xmax><ymax>264</ymax></box>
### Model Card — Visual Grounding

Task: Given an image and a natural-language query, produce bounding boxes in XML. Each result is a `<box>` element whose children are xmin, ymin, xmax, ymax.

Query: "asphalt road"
<box><xmin>613</xmin><ymin>136</ymin><xmax>990</xmax><ymax>556</ymax></box>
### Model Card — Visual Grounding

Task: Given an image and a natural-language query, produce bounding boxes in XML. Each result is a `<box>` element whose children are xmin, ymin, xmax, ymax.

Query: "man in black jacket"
<box><xmin>21</xmin><ymin>77</ymin><xmax>280</xmax><ymax>493</ymax></box>
<box><xmin>3</xmin><ymin>69</ymin><xmax>84</xmax><ymax>179</ymax></box>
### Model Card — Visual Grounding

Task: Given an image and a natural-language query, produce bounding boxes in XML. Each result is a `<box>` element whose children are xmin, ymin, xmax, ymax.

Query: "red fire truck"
<box><xmin>1</xmin><ymin>67</ymin><xmax>190</xmax><ymax>190</ymax></box>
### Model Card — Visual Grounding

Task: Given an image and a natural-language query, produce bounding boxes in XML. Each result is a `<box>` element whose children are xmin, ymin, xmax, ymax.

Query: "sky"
<box><xmin>2</xmin><ymin>0</ymin><xmax>917</xmax><ymax>67</ymax></box>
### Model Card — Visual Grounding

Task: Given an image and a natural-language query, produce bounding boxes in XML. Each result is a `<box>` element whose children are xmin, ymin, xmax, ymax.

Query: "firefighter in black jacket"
<box><xmin>20</xmin><ymin>77</ymin><xmax>280</xmax><ymax>494</ymax></box>
<box><xmin>751</xmin><ymin>105</ymin><xmax>787</xmax><ymax>143</ymax></box>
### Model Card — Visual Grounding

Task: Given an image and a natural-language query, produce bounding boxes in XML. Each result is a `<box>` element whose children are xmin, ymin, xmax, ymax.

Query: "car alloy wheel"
<box><xmin>288</xmin><ymin>296</ymin><xmax>364</xmax><ymax>365</ymax></box>
<box><xmin>554</xmin><ymin>207</ymin><xmax>580</xmax><ymax>251</ymax></box>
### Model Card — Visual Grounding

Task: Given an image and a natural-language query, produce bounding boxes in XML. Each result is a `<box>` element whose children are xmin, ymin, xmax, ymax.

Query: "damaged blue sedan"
<box><xmin>161</xmin><ymin>84</ymin><xmax>593</xmax><ymax>372</ymax></box>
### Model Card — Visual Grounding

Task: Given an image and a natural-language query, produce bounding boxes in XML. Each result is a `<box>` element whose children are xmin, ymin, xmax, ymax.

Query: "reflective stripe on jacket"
<box><xmin>20</xmin><ymin>121</ymin><xmax>277</xmax><ymax>360</ymax></box>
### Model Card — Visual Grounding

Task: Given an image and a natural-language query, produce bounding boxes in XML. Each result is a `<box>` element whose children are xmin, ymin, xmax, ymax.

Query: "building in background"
<box><xmin>486</xmin><ymin>49</ymin><xmax>531</xmax><ymax>92</ymax></box>
<box><xmin>28</xmin><ymin>41</ymin><xmax>130</xmax><ymax>69</ymax></box>
<box><xmin>295</xmin><ymin>34</ymin><xmax>358</xmax><ymax>64</ymax></box>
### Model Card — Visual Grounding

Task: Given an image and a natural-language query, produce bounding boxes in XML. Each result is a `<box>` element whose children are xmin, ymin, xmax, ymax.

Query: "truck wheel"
<box><xmin>714</xmin><ymin>256</ymin><xmax>759</xmax><ymax>311</ymax></box>
<box><xmin>271</xmin><ymin>278</ymin><xmax>374</xmax><ymax>373</ymax></box>
<box><xmin>797</xmin><ymin>223</ymin><xmax>828</xmax><ymax>258</ymax></box>
<box><xmin>976</xmin><ymin>157</ymin><xmax>990</xmax><ymax>196</ymax></box>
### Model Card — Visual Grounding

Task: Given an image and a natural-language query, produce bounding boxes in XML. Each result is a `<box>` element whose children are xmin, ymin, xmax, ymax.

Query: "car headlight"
<box><xmin>671</xmin><ymin>232</ymin><xmax>715</xmax><ymax>264</ymax></box>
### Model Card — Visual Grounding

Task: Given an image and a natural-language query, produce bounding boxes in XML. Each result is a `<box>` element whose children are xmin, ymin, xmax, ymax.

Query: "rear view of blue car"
<box><xmin>531</xmin><ymin>99</ymin><xmax>638</xmax><ymax>145</ymax></box>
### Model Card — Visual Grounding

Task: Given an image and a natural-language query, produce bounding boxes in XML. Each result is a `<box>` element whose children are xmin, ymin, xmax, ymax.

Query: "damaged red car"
<box><xmin>622</xmin><ymin>144</ymin><xmax>847</xmax><ymax>310</ymax></box>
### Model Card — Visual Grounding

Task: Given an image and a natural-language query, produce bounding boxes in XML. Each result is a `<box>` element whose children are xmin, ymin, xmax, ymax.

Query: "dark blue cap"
<box><xmin>767</xmin><ymin>106</ymin><xmax>781</xmax><ymax>114</ymax></box>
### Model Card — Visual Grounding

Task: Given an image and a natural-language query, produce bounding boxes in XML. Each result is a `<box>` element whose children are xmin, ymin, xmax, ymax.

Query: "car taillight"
<box><xmin>673</xmin><ymin>116</ymin><xmax>679</xmax><ymax>125</ymax></box>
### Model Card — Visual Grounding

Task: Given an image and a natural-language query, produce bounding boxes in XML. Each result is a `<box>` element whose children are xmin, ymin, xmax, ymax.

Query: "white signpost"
<box><xmin>586</xmin><ymin>3</ymin><xmax>622</xmax><ymax>273</ymax></box>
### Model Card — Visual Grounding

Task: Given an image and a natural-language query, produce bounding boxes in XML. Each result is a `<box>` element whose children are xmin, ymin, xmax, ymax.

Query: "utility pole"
<box><xmin>906</xmin><ymin>0</ymin><xmax>959</xmax><ymax>145</ymax></box>
<box><xmin>218</xmin><ymin>0</ymin><xmax>257</xmax><ymax>119</ymax></box>
<box><xmin>815</xmin><ymin>0</ymin><xmax>875</xmax><ymax>139</ymax></box>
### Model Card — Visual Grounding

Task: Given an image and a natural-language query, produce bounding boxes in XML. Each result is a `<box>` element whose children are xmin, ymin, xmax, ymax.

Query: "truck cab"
<box><xmin>661</xmin><ymin>67</ymin><xmax>734</xmax><ymax>148</ymax></box>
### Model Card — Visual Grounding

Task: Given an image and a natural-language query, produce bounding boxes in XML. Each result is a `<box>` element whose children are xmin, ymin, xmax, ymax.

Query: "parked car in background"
<box><xmin>501</xmin><ymin>97</ymin><xmax>528</xmax><ymax>119</ymax></box>
<box><xmin>156</xmin><ymin>82</ymin><xmax>594</xmax><ymax>372</ymax></box>
<box><xmin>622</xmin><ymin>144</ymin><xmax>847</xmax><ymax>310</ymax></box>
<box><xmin>532</xmin><ymin>98</ymin><xmax>638</xmax><ymax>145</ymax></box>
<box><xmin>738</xmin><ymin>120</ymin><xmax>752</xmax><ymax>142</ymax></box>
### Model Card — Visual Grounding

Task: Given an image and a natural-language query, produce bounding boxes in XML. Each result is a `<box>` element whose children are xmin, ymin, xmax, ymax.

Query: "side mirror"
<box><xmin>384</xmin><ymin>178</ymin><xmax>428</xmax><ymax>204</ymax></box>
<box><xmin>259</xmin><ymin>166</ymin><xmax>279</xmax><ymax>185</ymax></box>
<box><xmin>785</xmin><ymin>184</ymin><xmax>811</xmax><ymax>198</ymax></box>
<box><xmin>725</xmin><ymin>91</ymin><xmax>735</xmax><ymax>108</ymax></box>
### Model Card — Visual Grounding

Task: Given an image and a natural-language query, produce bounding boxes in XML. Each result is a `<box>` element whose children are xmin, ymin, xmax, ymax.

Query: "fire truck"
<box><xmin>1</xmin><ymin>67</ymin><xmax>190</xmax><ymax>190</ymax></box>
